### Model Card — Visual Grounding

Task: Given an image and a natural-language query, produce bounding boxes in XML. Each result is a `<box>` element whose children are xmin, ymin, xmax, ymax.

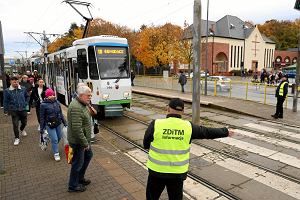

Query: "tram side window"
<box><xmin>88</xmin><ymin>46</ymin><xmax>99</xmax><ymax>80</ymax></box>
<box><xmin>77</xmin><ymin>49</ymin><xmax>88</xmax><ymax>79</ymax></box>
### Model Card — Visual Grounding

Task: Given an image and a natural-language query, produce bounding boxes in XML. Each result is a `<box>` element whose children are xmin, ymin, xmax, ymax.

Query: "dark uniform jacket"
<box><xmin>178</xmin><ymin>74</ymin><xmax>187</xmax><ymax>85</ymax></box>
<box><xmin>143</xmin><ymin>114</ymin><xmax>229</xmax><ymax>180</ymax></box>
<box><xmin>275</xmin><ymin>80</ymin><xmax>288</xmax><ymax>98</ymax></box>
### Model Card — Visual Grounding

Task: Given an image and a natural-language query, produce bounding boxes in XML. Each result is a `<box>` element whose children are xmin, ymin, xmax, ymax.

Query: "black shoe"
<box><xmin>278</xmin><ymin>116</ymin><xmax>283</xmax><ymax>119</ymax></box>
<box><xmin>271</xmin><ymin>114</ymin><xmax>278</xmax><ymax>119</ymax></box>
<box><xmin>68</xmin><ymin>185</ymin><xmax>86</xmax><ymax>192</ymax></box>
<box><xmin>79</xmin><ymin>179</ymin><xmax>91</xmax><ymax>186</ymax></box>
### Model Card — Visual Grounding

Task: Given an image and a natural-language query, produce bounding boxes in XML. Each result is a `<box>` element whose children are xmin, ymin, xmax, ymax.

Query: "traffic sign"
<box><xmin>295</xmin><ymin>0</ymin><xmax>300</xmax><ymax>11</ymax></box>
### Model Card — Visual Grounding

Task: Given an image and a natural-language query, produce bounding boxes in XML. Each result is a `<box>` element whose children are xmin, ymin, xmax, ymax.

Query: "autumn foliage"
<box><xmin>258</xmin><ymin>18</ymin><xmax>300</xmax><ymax>50</ymax></box>
<box><xmin>48</xmin><ymin>17</ymin><xmax>299</xmax><ymax>72</ymax></box>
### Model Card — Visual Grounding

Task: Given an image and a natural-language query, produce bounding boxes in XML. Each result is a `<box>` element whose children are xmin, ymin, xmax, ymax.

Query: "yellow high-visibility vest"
<box><xmin>147</xmin><ymin>117</ymin><xmax>192</xmax><ymax>174</ymax></box>
<box><xmin>279</xmin><ymin>82</ymin><xmax>288</xmax><ymax>96</ymax></box>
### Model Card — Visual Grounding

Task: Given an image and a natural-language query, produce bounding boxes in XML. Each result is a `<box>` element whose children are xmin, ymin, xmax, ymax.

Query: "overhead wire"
<box><xmin>150</xmin><ymin>1</ymin><xmax>193</xmax><ymax>26</ymax></box>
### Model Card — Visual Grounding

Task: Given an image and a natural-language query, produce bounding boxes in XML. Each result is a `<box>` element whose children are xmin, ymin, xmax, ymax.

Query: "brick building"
<box><xmin>181</xmin><ymin>15</ymin><xmax>276</xmax><ymax>75</ymax></box>
<box><xmin>274</xmin><ymin>48</ymin><xmax>298</xmax><ymax>69</ymax></box>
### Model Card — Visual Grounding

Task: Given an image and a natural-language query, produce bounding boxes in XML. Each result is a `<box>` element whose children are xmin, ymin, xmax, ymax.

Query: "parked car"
<box><xmin>186</xmin><ymin>71</ymin><xmax>209</xmax><ymax>78</ymax></box>
<box><xmin>203</xmin><ymin>76</ymin><xmax>231</xmax><ymax>91</ymax></box>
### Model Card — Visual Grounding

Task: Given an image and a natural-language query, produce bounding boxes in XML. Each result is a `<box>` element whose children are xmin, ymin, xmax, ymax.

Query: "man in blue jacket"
<box><xmin>4</xmin><ymin>76</ymin><xmax>30</xmax><ymax>146</ymax></box>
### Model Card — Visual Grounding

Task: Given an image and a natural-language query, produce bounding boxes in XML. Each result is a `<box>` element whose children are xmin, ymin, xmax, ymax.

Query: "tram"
<box><xmin>45</xmin><ymin>35</ymin><xmax>132</xmax><ymax>117</ymax></box>
<box><xmin>282</xmin><ymin>64</ymin><xmax>296</xmax><ymax>78</ymax></box>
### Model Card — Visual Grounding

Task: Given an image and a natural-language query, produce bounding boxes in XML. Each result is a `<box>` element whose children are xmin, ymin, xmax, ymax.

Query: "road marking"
<box><xmin>234</xmin><ymin>129</ymin><xmax>300</xmax><ymax>151</ymax></box>
<box><xmin>244</xmin><ymin>123</ymin><xmax>300</xmax><ymax>140</ymax></box>
<box><xmin>259</xmin><ymin>121</ymin><xmax>300</xmax><ymax>133</ymax></box>
<box><xmin>215</xmin><ymin>137</ymin><xmax>300</xmax><ymax>169</ymax></box>
<box><xmin>190</xmin><ymin>144</ymin><xmax>300</xmax><ymax>199</ymax></box>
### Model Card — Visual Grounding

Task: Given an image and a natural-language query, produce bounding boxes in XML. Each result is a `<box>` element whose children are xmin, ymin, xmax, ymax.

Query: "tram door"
<box><xmin>67</xmin><ymin>58</ymin><xmax>76</xmax><ymax>104</ymax></box>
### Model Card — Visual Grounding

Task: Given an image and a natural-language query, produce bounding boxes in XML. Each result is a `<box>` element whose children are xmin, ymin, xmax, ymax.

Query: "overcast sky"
<box><xmin>0</xmin><ymin>0</ymin><xmax>299</xmax><ymax>58</ymax></box>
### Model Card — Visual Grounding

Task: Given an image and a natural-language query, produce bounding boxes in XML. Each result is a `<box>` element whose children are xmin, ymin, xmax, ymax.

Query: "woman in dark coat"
<box><xmin>40</xmin><ymin>88</ymin><xmax>67</xmax><ymax>161</ymax></box>
<box><xmin>32</xmin><ymin>79</ymin><xmax>47</xmax><ymax>127</ymax></box>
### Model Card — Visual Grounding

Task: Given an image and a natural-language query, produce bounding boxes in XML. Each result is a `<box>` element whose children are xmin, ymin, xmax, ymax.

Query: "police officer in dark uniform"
<box><xmin>271</xmin><ymin>74</ymin><xmax>289</xmax><ymax>119</ymax></box>
<box><xmin>143</xmin><ymin>98</ymin><xmax>234</xmax><ymax>200</ymax></box>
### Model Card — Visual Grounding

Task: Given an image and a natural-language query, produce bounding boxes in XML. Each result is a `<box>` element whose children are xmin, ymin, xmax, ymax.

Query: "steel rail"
<box><xmin>122</xmin><ymin>113</ymin><xmax>300</xmax><ymax>185</ymax></box>
<box><xmin>99</xmin><ymin>121</ymin><xmax>240</xmax><ymax>200</ymax></box>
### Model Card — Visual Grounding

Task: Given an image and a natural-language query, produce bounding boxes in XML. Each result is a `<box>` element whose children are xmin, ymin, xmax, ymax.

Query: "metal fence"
<box><xmin>135</xmin><ymin>76</ymin><xmax>300</xmax><ymax>110</ymax></box>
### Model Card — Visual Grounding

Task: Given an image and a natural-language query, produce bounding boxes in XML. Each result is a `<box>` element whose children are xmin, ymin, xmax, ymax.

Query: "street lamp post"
<box><xmin>242</xmin><ymin>24</ymin><xmax>248</xmax><ymax>76</ymax></box>
<box><xmin>210</xmin><ymin>31</ymin><xmax>215</xmax><ymax>75</ymax></box>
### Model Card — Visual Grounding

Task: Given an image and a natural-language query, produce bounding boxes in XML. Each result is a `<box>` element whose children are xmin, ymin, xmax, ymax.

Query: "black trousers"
<box><xmin>11</xmin><ymin>111</ymin><xmax>27</xmax><ymax>139</ymax></box>
<box><xmin>35</xmin><ymin>102</ymin><xmax>41</xmax><ymax>124</ymax></box>
<box><xmin>0</xmin><ymin>91</ymin><xmax>3</xmax><ymax>107</ymax></box>
<box><xmin>146</xmin><ymin>174</ymin><xmax>183</xmax><ymax>200</ymax></box>
<box><xmin>180</xmin><ymin>84</ymin><xmax>185</xmax><ymax>93</ymax></box>
<box><xmin>275</xmin><ymin>96</ymin><xmax>285</xmax><ymax>117</ymax></box>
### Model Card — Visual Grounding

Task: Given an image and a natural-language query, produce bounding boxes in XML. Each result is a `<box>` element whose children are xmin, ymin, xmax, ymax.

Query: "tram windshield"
<box><xmin>96</xmin><ymin>46</ymin><xmax>129</xmax><ymax>79</ymax></box>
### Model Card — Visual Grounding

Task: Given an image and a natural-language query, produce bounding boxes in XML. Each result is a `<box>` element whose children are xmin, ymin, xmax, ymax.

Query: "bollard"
<box><xmin>229</xmin><ymin>81</ymin><xmax>232</xmax><ymax>98</ymax></box>
<box><xmin>214</xmin><ymin>80</ymin><xmax>217</xmax><ymax>96</ymax></box>
<box><xmin>264</xmin><ymin>84</ymin><xmax>267</xmax><ymax>104</ymax></box>
<box><xmin>245</xmin><ymin>82</ymin><xmax>249</xmax><ymax>100</ymax></box>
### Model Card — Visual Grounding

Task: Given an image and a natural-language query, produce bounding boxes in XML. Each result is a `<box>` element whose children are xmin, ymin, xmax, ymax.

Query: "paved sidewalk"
<box><xmin>133</xmin><ymin>86</ymin><xmax>300</xmax><ymax>127</ymax></box>
<box><xmin>0</xmin><ymin>108</ymin><xmax>149</xmax><ymax>200</ymax></box>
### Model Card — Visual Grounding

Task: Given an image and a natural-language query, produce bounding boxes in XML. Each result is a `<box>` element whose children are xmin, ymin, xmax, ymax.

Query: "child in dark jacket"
<box><xmin>40</xmin><ymin>88</ymin><xmax>67</xmax><ymax>161</ymax></box>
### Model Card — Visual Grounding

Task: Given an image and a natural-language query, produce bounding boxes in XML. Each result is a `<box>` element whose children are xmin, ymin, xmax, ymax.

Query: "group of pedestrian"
<box><xmin>260</xmin><ymin>68</ymin><xmax>283</xmax><ymax>85</ymax></box>
<box><xmin>3</xmin><ymin>73</ymin><xmax>95</xmax><ymax>192</ymax></box>
<box><xmin>5</xmin><ymin>66</ymin><xmax>290</xmax><ymax>198</ymax></box>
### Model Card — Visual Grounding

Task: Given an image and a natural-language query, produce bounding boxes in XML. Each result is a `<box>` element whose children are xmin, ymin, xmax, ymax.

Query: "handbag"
<box><xmin>47</xmin><ymin>102</ymin><xmax>62</xmax><ymax>128</ymax></box>
<box><xmin>64</xmin><ymin>145</ymin><xmax>73</xmax><ymax>164</ymax></box>
<box><xmin>47</xmin><ymin>117</ymin><xmax>61</xmax><ymax>128</ymax></box>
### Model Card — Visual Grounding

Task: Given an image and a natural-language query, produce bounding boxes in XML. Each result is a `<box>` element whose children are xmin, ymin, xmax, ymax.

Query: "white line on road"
<box><xmin>234</xmin><ymin>129</ymin><xmax>300</xmax><ymax>151</ymax></box>
<box><xmin>244</xmin><ymin>123</ymin><xmax>300</xmax><ymax>140</ymax></box>
<box><xmin>190</xmin><ymin>144</ymin><xmax>300</xmax><ymax>199</ymax></box>
<box><xmin>215</xmin><ymin>137</ymin><xmax>300</xmax><ymax>169</ymax></box>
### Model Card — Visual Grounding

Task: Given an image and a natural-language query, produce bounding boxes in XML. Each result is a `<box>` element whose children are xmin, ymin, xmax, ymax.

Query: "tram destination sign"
<box><xmin>97</xmin><ymin>47</ymin><xmax>126</xmax><ymax>57</ymax></box>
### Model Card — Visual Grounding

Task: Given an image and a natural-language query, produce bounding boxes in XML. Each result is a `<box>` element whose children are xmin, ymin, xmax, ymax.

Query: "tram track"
<box><xmin>99</xmin><ymin>104</ymin><xmax>300</xmax><ymax>199</ymax></box>
<box><xmin>99</xmin><ymin>120</ymin><xmax>241</xmax><ymax>200</ymax></box>
<box><xmin>130</xmin><ymin>94</ymin><xmax>300</xmax><ymax>183</ymax></box>
<box><xmin>133</xmin><ymin>94</ymin><xmax>300</xmax><ymax>145</ymax></box>
<box><xmin>122</xmin><ymin>113</ymin><xmax>300</xmax><ymax>185</ymax></box>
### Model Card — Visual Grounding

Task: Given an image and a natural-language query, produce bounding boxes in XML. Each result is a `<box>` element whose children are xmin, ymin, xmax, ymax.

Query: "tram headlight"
<box><xmin>102</xmin><ymin>94</ymin><xmax>109</xmax><ymax>100</ymax></box>
<box><xmin>123</xmin><ymin>92</ymin><xmax>130</xmax><ymax>98</ymax></box>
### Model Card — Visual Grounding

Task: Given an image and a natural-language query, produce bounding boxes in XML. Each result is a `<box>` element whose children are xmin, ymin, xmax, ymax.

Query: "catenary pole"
<box><xmin>192</xmin><ymin>0</ymin><xmax>202</xmax><ymax>124</ymax></box>
<box><xmin>0</xmin><ymin>21</ymin><xmax>6</xmax><ymax>90</ymax></box>
<box><xmin>292</xmin><ymin>1</ymin><xmax>300</xmax><ymax>112</ymax></box>
<box><xmin>292</xmin><ymin>26</ymin><xmax>300</xmax><ymax>112</ymax></box>
<box><xmin>204</xmin><ymin>0</ymin><xmax>209</xmax><ymax>95</ymax></box>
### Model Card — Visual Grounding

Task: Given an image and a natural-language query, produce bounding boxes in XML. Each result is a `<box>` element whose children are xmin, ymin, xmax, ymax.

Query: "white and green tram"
<box><xmin>45</xmin><ymin>35</ymin><xmax>132</xmax><ymax>117</ymax></box>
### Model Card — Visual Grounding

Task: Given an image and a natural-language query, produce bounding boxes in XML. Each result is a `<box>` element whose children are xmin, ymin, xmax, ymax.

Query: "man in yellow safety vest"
<box><xmin>272</xmin><ymin>74</ymin><xmax>289</xmax><ymax>119</ymax></box>
<box><xmin>143</xmin><ymin>98</ymin><xmax>234</xmax><ymax>200</ymax></box>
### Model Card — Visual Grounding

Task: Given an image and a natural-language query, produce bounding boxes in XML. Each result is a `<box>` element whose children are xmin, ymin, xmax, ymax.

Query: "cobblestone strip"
<box><xmin>96</xmin><ymin>157</ymin><xmax>146</xmax><ymax>200</ymax></box>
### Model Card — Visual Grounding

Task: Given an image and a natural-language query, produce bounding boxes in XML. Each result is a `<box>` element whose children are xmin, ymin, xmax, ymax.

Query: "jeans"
<box><xmin>46</xmin><ymin>124</ymin><xmax>62</xmax><ymax>154</ymax></box>
<box><xmin>11</xmin><ymin>111</ymin><xmax>27</xmax><ymax>139</ymax></box>
<box><xmin>68</xmin><ymin>143</ymin><xmax>93</xmax><ymax>189</ymax></box>
<box><xmin>146</xmin><ymin>174</ymin><xmax>183</xmax><ymax>200</ymax></box>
